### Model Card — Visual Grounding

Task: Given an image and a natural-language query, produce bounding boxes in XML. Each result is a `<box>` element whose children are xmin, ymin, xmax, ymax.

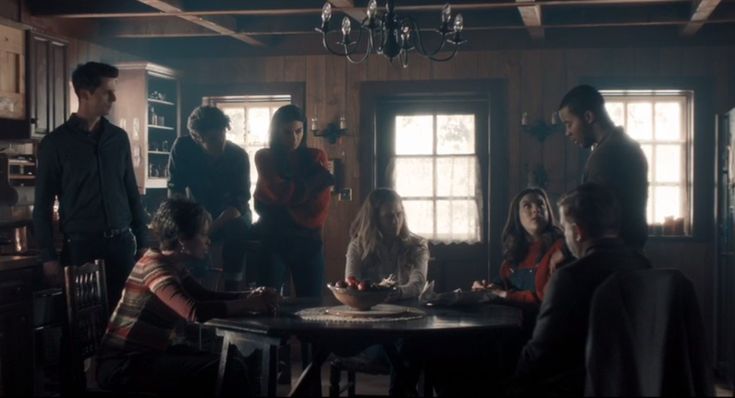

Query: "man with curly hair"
<box><xmin>167</xmin><ymin>105</ymin><xmax>252</xmax><ymax>290</ymax></box>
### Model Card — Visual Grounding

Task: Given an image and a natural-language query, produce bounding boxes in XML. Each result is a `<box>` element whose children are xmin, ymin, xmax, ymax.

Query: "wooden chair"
<box><xmin>63</xmin><ymin>259</ymin><xmax>109</xmax><ymax>394</ymax></box>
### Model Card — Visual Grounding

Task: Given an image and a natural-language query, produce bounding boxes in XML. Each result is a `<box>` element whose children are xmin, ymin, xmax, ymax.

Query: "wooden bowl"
<box><xmin>326</xmin><ymin>284</ymin><xmax>393</xmax><ymax>311</ymax></box>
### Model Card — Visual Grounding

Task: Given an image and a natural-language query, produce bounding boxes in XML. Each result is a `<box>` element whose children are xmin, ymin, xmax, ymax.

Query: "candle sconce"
<box><xmin>521</xmin><ymin>111</ymin><xmax>564</xmax><ymax>142</ymax></box>
<box><xmin>311</xmin><ymin>115</ymin><xmax>349</xmax><ymax>144</ymax></box>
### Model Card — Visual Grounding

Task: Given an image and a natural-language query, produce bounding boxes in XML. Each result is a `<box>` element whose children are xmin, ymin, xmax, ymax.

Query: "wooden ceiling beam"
<box><xmin>328</xmin><ymin>0</ymin><xmax>367</xmax><ymax>22</ymax></box>
<box><xmin>136</xmin><ymin>0</ymin><xmax>266</xmax><ymax>46</ymax></box>
<box><xmin>516</xmin><ymin>0</ymin><xmax>544</xmax><ymax>40</ymax></box>
<box><xmin>109</xmin><ymin>17</ymin><xmax>735</xmax><ymax>38</ymax></box>
<box><xmin>43</xmin><ymin>0</ymin><xmax>695</xmax><ymax>18</ymax></box>
<box><xmin>681</xmin><ymin>0</ymin><xmax>722</xmax><ymax>35</ymax></box>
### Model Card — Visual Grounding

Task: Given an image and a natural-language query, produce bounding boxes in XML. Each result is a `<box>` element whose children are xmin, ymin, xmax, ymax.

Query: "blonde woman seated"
<box><xmin>346</xmin><ymin>188</ymin><xmax>429</xmax><ymax>301</ymax></box>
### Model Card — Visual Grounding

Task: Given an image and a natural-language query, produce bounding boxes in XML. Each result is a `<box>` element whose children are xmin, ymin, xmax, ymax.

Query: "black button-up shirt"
<box><xmin>33</xmin><ymin>114</ymin><xmax>148</xmax><ymax>262</ymax></box>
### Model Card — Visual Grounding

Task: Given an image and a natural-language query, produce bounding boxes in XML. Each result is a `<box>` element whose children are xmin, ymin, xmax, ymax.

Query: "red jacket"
<box><xmin>253</xmin><ymin>147</ymin><xmax>331</xmax><ymax>229</ymax></box>
<box><xmin>499</xmin><ymin>238</ymin><xmax>565</xmax><ymax>304</ymax></box>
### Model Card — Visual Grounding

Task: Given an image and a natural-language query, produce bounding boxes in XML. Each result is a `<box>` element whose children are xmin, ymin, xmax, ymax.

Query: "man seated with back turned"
<box><xmin>512</xmin><ymin>182</ymin><xmax>651</xmax><ymax>396</ymax></box>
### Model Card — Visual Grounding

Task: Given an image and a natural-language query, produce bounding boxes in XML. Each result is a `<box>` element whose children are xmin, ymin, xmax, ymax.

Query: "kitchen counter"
<box><xmin>0</xmin><ymin>254</ymin><xmax>40</xmax><ymax>271</ymax></box>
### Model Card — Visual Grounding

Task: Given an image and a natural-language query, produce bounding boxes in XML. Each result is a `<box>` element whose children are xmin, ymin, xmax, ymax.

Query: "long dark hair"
<box><xmin>501</xmin><ymin>187</ymin><xmax>562</xmax><ymax>264</ymax></box>
<box><xmin>268</xmin><ymin>104</ymin><xmax>308</xmax><ymax>150</ymax></box>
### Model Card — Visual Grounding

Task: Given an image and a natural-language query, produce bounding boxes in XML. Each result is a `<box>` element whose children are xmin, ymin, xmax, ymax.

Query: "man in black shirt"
<box><xmin>168</xmin><ymin>105</ymin><xmax>252</xmax><ymax>290</ymax></box>
<box><xmin>513</xmin><ymin>183</ymin><xmax>651</xmax><ymax>395</ymax></box>
<box><xmin>34</xmin><ymin>62</ymin><xmax>148</xmax><ymax>305</ymax></box>
<box><xmin>558</xmin><ymin>85</ymin><xmax>649</xmax><ymax>250</ymax></box>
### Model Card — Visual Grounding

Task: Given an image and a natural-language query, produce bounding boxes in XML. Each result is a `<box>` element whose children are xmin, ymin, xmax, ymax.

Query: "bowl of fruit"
<box><xmin>327</xmin><ymin>276</ymin><xmax>396</xmax><ymax>311</ymax></box>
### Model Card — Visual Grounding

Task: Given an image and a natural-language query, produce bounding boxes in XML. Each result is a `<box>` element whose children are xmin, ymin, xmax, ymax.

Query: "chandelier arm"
<box><xmin>321</xmin><ymin>24</ymin><xmax>366</xmax><ymax>57</ymax></box>
<box><xmin>427</xmin><ymin>44</ymin><xmax>460</xmax><ymax>62</ymax></box>
<box><xmin>407</xmin><ymin>18</ymin><xmax>448</xmax><ymax>58</ymax></box>
<box><xmin>345</xmin><ymin>32</ymin><xmax>374</xmax><ymax>64</ymax></box>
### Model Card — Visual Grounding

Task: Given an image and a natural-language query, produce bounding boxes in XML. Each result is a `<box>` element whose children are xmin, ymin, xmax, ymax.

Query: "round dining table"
<box><xmin>206</xmin><ymin>297</ymin><xmax>523</xmax><ymax>397</ymax></box>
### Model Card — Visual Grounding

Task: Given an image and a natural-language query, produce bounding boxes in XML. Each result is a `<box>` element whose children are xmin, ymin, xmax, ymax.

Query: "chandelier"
<box><xmin>316</xmin><ymin>0</ymin><xmax>466</xmax><ymax>68</ymax></box>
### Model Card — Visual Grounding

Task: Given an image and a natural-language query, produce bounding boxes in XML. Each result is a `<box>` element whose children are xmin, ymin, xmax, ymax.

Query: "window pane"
<box><xmin>436</xmin><ymin>200</ymin><xmax>479</xmax><ymax>241</ymax></box>
<box><xmin>222</xmin><ymin>107</ymin><xmax>246</xmax><ymax>146</ymax></box>
<box><xmin>436</xmin><ymin>156</ymin><xmax>476</xmax><ymax>197</ymax></box>
<box><xmin>606</xmin><ymin>102</ymin><xmax>625</xmax><ymax>127</ymax></box>
<box><xmin>436</xmin><ymin>114</ymin><xmax>475</xmax><ymax>154</ymax></box>
<box><xmin>394</xmin><ymin>157</ymin><xmax>433</xmax><ymax>197</ymax></box>
<box><xmin>654</xmin><ymin>186</ymin><xmax>681</xmax><ymax>223</ymax></box>
<box><xmin>655</xmin><ymin>145</ymin><xmax>681</xmax><ymax>183</ymax></box>
<box><xmin>246</xmin><ymin>107</ymin><xmax>271</xmax><ymax>148</ymax></box>
<box><xmin>655</xmin><ymin>102</ymin><xmax>682</xmax><ymax>141</ymax></box>
<box><xmin>395</xmin><ymin>115</ymin><xmax>433</xmax><ymax>155</ymax></box>
<box><xmin>647</xmin><ymin>186</ymin><xmax>654</xmax><ymax>224</ymax></box>
<box><xmin>403</xmin><ymin>200</ymin><xmax>434</xmax><ymax>238</ymax></box>
<box><xmin>641</xmin><ymin>144</ymin><xmax>653</xmax><ymax>182</ymax></box>
<box><xmin>627</xmin><ymin>102</ymin><xmax>653</xmax><ymax>140</ymax></box>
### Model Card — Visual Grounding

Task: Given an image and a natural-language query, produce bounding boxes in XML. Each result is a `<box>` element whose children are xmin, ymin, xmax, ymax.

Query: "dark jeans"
<box><xmin>212</xmin><ymin>215</ymin><xmax>252</xmax><ymax>284</ymax></box>
<box><xmin>96</xmin><ymin>344</ymin><xmax>251</xmax><ymax>396</ymax></box>
<box><xmin>262</xmin><ymin>236</ymin><xmax>324</xmax><ymax>298</ymax></box>
<box><xmin>61</xmin><ymin>229</ymin><xmax>137</xmax><ymax>308</ymax></box>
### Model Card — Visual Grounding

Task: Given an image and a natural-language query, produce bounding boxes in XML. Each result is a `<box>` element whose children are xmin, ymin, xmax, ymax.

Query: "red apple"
<box><xmin>358</xmin><ymin>281</ymin><xmax>369</xmax><ymax>291</ymax></box>
<box><xmin>335</xmin><ymin>280</ymin><xmax>348</xmax><ymax>288</ymax></box>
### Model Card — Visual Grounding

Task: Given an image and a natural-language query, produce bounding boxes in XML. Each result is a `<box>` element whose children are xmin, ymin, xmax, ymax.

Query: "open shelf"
<box><xmin>149</xmin><ymin>151</ymin><xmax>170</xmax><ymax>155</ymax></box>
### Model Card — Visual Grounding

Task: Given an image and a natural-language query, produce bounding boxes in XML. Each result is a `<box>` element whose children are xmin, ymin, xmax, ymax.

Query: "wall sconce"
<box><xmin>521</xmin><ymin>111</ymin><xmax>564</xmax><ymax>142</ymax></box>
<box><xmin>311</xmin><ymin>115</ymin><xmax>349</xmax><ymax>144</ymax></box>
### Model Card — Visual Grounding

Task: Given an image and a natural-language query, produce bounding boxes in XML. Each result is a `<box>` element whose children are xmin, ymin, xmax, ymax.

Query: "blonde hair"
<box><xmin>349</xmin><ymin>188</ymin><xmax>414</xmax><ymax>261</ymax></box>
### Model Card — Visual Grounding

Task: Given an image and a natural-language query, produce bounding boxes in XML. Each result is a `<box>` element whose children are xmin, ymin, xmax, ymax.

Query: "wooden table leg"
<box><xmin>289</xmin><ymin>347</ymin><xmax>329</xmax><ymax>398</ymax></box>
<box><xmin>262</xmin><ymin>344</ymin><xmax>278</xmax><ymax>397</ymax></box>
<box><xmin>215</xmin><ymin>333</ymin><xmax>232</xmax><ymax>397</ymax></box>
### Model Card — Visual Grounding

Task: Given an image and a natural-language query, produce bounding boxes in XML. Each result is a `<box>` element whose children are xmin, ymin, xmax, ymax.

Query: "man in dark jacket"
<box><xmin>168</xmin><ymin>105</ymin><xmax>252</xmax><ymax>290</ymax></box>
<box><xmin>513</xmin><ymin>183</ymin><xmax>651</xmax><ymax>396</ymax></box>
<box><xmin>34</xmin><ymin>62</ymin><xmax>148</xmax><ymax>306</ymax></box>
<box><xmin>559</xmin><ymin>85</ymin><xmax>648</xmax><ymax>250</ymax></box>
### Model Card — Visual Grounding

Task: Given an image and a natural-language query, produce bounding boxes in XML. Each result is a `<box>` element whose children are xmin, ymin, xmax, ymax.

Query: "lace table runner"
<box><xmin>296</xmin><ymin>304</ymin><xmax>425</xmax><ymax>323</ymax></box>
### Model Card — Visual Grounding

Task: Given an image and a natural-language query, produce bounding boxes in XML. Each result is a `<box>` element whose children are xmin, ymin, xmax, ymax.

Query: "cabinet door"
<box><xmin>29</xmin><ymin>32</ymin><xmax>68</xmax><ymax>139</ymax></box>
<box><xmin>0</xmin><ymin>304</ymin><xmax>33</xmax><ymax>396</ymax></box>
<box><xmin>50</xmin><ymin>41</ymin><xmax>67</xmax><ymax>130</ymax></box>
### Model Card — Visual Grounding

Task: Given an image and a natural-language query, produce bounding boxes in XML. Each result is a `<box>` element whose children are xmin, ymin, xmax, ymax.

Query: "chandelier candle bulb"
<box><xmin>311</xmin><ymin>116</ymin><xmax>319</xmax><ymax>132</ymax></box>
<box><xmin>341</xmin><ymin>17</ymin><xmax>352</xmax><ymax>36</ymax></box>
<box><xmin>442</xmin><ymin>3</ymin><xmax>452</xmax><ymax>24</ymax></box>
<box><xmin>339</xmin><ymin>116</ymin><xmax>347</xmax><ymax>130</ymax></box>
<box><xmin>454</xmin><ymin>14</ymin><xmax>464</xmax><ymax>32</ymax></box>
<box><xmin>367</xmin><ymin>0</ymin><xmax>378</xmax><ymax>19</ymax></box>
<box><xmin>322</xmin><ymin>2</ymin><xmax>332</xmax><ymax>23</ymax></box>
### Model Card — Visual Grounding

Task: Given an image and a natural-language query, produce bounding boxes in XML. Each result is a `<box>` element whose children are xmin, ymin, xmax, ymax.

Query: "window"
<box><xmin>205</xmin><ymin>95</ymin><xmax>291</xmax><ymax>222</ymax></box>
<box><xmin>602</xmin><ymin>90</ymin><xmax>693</xmax><ymax>236</ymax></box>
<box><xmin>387</xmin><ymin>110</ymin><xmax>482</xmax><ymax>242</ymax></box>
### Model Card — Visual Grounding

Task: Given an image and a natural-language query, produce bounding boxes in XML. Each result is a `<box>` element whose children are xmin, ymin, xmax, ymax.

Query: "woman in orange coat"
<box><xmin>253</xmin><ymin>105</ymin><xmax>334</xmax><ymax>298</ymax></box>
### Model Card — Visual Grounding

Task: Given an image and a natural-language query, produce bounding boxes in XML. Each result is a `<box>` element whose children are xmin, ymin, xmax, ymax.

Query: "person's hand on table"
<box><xmin>243</xmin><ymin>286</ymin><xmax>281</xmax><ymax>315</ymax></box>
<box><xmin>471</xmin><ymin>280</ymin><xmax>508</xmax><ymax>299</ymax></box>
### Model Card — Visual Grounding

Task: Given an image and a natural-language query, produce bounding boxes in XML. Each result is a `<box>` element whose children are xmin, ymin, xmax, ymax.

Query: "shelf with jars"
<box><xmin>112</xmin><ymin>62</ymin><xmax>180</xmax><ymax>194</ymax></box>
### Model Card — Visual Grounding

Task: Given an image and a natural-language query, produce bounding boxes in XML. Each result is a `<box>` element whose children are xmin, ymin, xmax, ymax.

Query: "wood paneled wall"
<box><xmin>181</xmin><ymin>46</ymin><xmax>735</xmax><ymax>347</ymax></box>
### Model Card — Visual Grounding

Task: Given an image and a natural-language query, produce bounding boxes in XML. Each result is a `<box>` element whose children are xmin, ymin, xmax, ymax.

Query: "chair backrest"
<box><xmin>64</xmin><ymin>259</ymin><xmax>109</xmax><ymax>362</ymax></box>
<box><xmin>585</xmin><ymin>268</ymin><xmax>712</xmax><ymax>397</ymax></box>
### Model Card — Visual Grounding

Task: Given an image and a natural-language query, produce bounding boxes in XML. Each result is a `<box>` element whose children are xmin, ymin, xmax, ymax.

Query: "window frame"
<box><xmin>601</xmin><ymin>90</ymin><xmax>694</xmax><ymax>236</ymax></box>
<box><xmin>376</xmin><ymin>100</ymin><xmax>488</xmax><ymax>243</ymax></box>
<box><xmin>586</xmin><ymin>76</ymin><xmax>714</xmax><ymax>242</ymax></box>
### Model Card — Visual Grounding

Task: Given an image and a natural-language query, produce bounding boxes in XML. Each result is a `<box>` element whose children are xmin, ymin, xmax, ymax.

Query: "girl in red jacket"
<box><xmin>253</xmin><ymin>105</ymin><xmax>334</xmax><ymax>297</ymax></box>
<box><xmin>473</xmin><ymin>187</ymin><xmax>565</xmax><ymax>306</ymax></box>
